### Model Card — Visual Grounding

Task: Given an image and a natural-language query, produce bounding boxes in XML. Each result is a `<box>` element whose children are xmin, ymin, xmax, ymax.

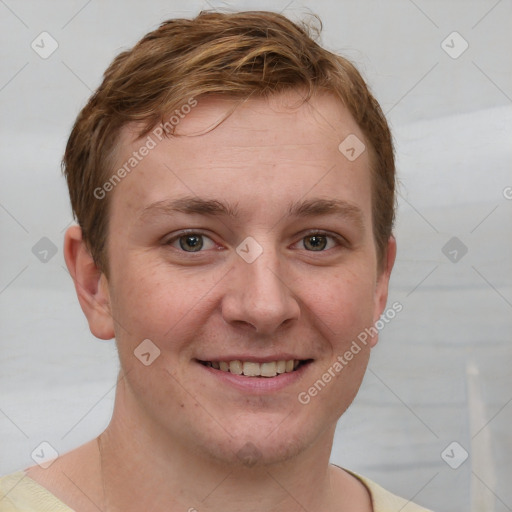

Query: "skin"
<box><xmin>26</xmin><ymin>91</ymin><xmax>396</xmax><ymax>512</ymax></box>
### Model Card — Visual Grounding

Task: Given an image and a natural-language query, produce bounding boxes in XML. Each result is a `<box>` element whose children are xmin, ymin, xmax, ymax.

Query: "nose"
<box><xmin>221</xmin><ymin>247</ymin><xmax>300</xmax><ymax>335</ymax></box>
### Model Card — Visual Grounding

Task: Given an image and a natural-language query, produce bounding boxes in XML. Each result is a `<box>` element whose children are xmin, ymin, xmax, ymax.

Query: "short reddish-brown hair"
<box><xmin>63</xmin><ymin>10</ymin><xmax>395</xmax><ymax>275</ymax></box>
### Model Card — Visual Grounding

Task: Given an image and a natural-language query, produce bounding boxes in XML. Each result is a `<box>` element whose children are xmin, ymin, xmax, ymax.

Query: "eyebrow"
<box><xmin>139</xmin><ymin>196</ymin><xmax>365</xmax><ymax>230</ymax></box>
<box><xmin>139</xmin><ymin>197</ymin><xmax>240</xmax><ymax>221</ymax></box>
<box><xmin>287</xmin><ymin>198</ymin><xmax>365</xmax><ymax>230</ymax></box>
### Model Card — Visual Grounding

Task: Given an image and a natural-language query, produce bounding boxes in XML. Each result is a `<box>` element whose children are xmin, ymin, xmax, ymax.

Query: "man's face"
<box><xmin>101</xmin><ymin>91</ymin><xmax>393</xmax><ymax>465</ymax></box>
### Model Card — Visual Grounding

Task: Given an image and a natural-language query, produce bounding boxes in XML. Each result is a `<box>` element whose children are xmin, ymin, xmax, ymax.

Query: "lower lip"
<box><xmin>197</xmin><ymin>361</ymin><xmax>311</xmax><ymax>393</ymax></box>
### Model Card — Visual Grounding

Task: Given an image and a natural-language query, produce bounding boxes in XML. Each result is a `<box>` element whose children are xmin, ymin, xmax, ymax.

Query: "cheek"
<box><xmin>310</xmin><ymin>269</ymin><xmax>376</xmax><ymax>412</ymax></box>
<box><xmin>109</xmin><ymin>256</ymin><xmax>220</xmax><ymax>346</ymax></box>
<box><xmin>299</xmin><ymin>277</ymin><xmax>374</xmax><ymax>419</ymax></box>
<box><xmin>302</xmin><ymin>266</ymin><xmax>376</xmax><ymax>340</ymax></box>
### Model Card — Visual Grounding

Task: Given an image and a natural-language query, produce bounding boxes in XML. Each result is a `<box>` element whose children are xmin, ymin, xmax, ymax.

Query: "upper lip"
<box><xmin>196</xmin><ymin>355</ymin><xmax>311</xmax><ymax>363</ymax></box>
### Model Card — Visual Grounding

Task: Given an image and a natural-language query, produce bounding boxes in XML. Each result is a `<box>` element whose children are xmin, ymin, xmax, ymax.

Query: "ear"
<box><xmin>64</xmin><ymin>225</ymin><xmax>115</xmax><ymax>340</ymax></box>
<box><xmin>370</xmin><ymin>235</ymin><xmax>397</xmax><ymax>347</ymax></box>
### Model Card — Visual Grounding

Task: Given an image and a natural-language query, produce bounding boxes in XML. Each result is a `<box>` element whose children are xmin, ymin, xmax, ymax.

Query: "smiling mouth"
<box><xmin>198</xmin><ymin>359</ymin><xmax>313</xmax><ymax>378</ymax></box>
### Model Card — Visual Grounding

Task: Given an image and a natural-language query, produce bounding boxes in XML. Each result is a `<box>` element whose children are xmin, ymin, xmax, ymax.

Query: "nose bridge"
<box><xmin>222</xmin><ymin>239</ymin><xmax>299</xmax><ymax>333</ymax></box>
<box><xmin>245</xmin><ymin>249</ymin><xmax>286</xmax><ymax>300</ymax></box>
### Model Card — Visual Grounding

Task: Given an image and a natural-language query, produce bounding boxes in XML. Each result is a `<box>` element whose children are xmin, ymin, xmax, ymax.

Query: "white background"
<box><xmin>1</xmin><ymin>1</ymin><xmax>511</xmax><ymax>511</ymax></box>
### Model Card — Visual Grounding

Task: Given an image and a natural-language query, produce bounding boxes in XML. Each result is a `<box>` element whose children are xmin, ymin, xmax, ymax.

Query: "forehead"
<box><xmin>109</xmin><ymin>91</ymin><xmax>372</xmax><ymax>224</ymax></box>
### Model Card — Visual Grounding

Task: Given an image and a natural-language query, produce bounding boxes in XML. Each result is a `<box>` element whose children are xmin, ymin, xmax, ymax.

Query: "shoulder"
<box><xmin>0</xmin><ymin>471</ymin><xmax>73</xmax><ymax>512</ymax></box>
<box><xmin>344</xmin><ymin>469</ymin><xmax>434</xmax><ymax>512</ymax></box>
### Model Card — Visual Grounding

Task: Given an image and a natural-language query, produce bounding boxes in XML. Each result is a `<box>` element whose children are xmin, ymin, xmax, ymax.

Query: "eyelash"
<box><xmin>164</xmin><ymin>229</ymin><xmax>347</xmax><ymax>253</ymax></box>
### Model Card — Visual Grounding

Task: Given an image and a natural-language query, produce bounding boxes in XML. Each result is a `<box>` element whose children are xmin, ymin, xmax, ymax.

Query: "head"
<box><xmin>64</xmin><ymin>10</ymin><xmax>395</xmax><ymax>276</ymax></box>
<box><xmin>63</xmin><ymin>11</ymin><xmax>396</xmax><ymax>467</ymax></box>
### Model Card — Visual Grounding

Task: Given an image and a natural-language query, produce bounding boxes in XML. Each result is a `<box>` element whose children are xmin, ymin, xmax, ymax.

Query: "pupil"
<box><xmin>180</xmin><ymin>234</ymin><xmax>203</xmax><ymax>251</ymax></box>
<box><xmin>306</xmin><ymin>235</ymin><xmax>327</xmax><ymax>251</ymax></box>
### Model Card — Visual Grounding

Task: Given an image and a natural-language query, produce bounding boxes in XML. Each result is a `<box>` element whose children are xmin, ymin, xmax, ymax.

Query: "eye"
<box><xmin>166</xmin><ymin>232</ymin><xmax>216</xmax><ymax>252</ymax></box>
<box><xmin>299</xmin><ymin>232</ymin><xmax>342</xmax><ymax>252</ymax></box>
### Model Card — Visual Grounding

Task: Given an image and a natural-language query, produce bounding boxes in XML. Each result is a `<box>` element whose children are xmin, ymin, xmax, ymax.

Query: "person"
<box><xmin>0</xmin><ymin>10</ymin><xmax>433</xmax><ymax>512</ymax></box>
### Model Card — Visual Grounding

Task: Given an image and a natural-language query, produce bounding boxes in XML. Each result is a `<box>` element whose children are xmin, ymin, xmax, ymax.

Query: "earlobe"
<box><xmin>64</xmin><ymin>225</ymin><xmax>115</xmax><ymax>340</ymax></box>
<box><xmin>370</xmin><ymin>235</ymin><xmax>397</xmax><ymax>347</ymax></box>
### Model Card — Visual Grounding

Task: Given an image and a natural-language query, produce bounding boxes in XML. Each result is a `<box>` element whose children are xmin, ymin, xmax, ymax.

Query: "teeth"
<box><xmin>260</xmin><ymin>362</ymin><xmax>276</xmax><ymax>377</ymax></box>
<box><xmin>205</xmin><ymin>359</ymin><xmax>301</xmax><ymax>377</ymax></box>
<box><xmin>276</xmin><ymin>361</ymin><xmax>286</xmax><ymax>374</ymax></box>
<box><xmin>243</xmin><ymin>361</ymin><xmax>261</xmax><ymax>377</ymax></box>
<box><xmin>229</xmin><ymin>360</ymin><xmax>243</xmax><ymax>375</ymax></box>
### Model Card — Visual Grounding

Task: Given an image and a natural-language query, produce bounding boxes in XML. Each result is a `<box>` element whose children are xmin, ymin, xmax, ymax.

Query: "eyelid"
<box><xmin>290</xmin><ymin>229</ymin><xmax>350</xmax><ymax>257</ymax></box>
<box><xmin>162</xmin><ymin>228</ymin><xmax>349</xmax><ymax>252</ymax></box>
<box><xmin>294</xmin><ymin>229</ymin><xmax>348</xmax><ymax>248</ymax></box>
<box><xmin>164</xmin><ymin>229</ymin><xmax>218</xmax><ymax>251</ymax></box>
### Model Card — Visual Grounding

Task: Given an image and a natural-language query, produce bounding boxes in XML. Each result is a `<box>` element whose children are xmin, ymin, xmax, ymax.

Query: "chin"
<box><xmin>205</xmin><ymin>436</ymin><xmax>309</xmax><ymax>469</ymax></box>
<box><xmin>195</xmin><ymin>413</ymin><xmax>331</xmax><ymax>469</ymax></box>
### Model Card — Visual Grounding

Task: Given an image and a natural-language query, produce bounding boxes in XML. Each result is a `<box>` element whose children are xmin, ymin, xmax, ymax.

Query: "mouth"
<box><xmin>197</xmin><ymin>359</ymin><xmax>313</xmax><ymax>378</ymax></box>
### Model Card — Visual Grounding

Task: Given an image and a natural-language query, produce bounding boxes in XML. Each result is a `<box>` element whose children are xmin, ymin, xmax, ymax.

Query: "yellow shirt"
<box><xmin>0</xmin><ymin>470</ymin><xmax>433</xmax><ymax>511</ymax></box>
